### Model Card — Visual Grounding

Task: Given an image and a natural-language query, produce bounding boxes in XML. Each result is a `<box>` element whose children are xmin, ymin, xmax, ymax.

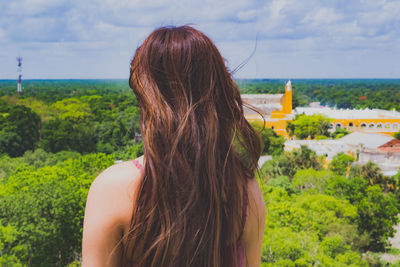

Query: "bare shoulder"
<box><xmin>91</xmin><ymin>157</ymin><xmax>143</xmax><ymax>193</ymax></box>
<box><xmin>92</xmin><ymin>155</ymin><xmax>144</xmax><ymax>186</ymax></box>
<box><xmin>82</xmin><ymin>157</ymin><xmax>144</xmax><ymax>266</ymax></box>
<box><xmin>244</xmin><ymin>178</ymin><xmax>266</xmax><ymax>234</ymax></box>
<box><xmin>246</xmin><ymin>178</ymin><xmax>265</xmax><ymax>215</ymax></box>
<box><xmin>87</xmin><ymin>156</ymin><xmax>144</xmax><ymax>223</ymax></box>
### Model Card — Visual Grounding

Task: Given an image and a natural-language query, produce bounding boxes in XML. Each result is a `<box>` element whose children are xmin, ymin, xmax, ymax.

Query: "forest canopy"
<box><xmin>1</xmin><ymin>79</ymin><xmax>400</xmax><ymax>266</ymax></box>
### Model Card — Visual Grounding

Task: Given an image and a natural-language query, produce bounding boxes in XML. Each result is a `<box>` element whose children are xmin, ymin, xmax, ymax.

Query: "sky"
<box><xmin>0</xmin><ymin>0</ymin><xmax>399</xmax><ymax>79</ymax></box>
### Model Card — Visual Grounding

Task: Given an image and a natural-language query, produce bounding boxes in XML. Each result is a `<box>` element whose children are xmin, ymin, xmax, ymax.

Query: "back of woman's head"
<box><xmin>126</xmin><ymin>25</ymin><xmax>262</xmax><ymax>267</ymax></box>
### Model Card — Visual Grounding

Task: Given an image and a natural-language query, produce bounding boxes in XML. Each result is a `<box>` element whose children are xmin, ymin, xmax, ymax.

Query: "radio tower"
<box><xmin>17</xmin><ymin>57</ymin><xmax>22</xmax><ymax>95</ymax></box>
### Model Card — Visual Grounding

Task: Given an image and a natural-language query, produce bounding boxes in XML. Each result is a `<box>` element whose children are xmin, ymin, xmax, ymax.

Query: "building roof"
<box><xmin>379</xmin><ymin>139</ymin><xmax>400</xmax><ymax>152</ymax></box>
<box><xmin>241</xmin><ymin>94</ymin><xmax>283</xmax><ymax>99</ymax></box>
<box><xmin>243</xmin><ymin>104</ymin><xmax>282</xmax><ymax>115</ymax></box>
<box><xmin>284</xmin><ymin>139</ymin><xmax>347</xmax><ymax>158</ymax></box>
<box><xmin>252</xmin><ymin>103</ymin><xmax>282</xmax><ymax>109</ymax></box>
<box><xmin>339</xmin><ymin>132</ymin><xmax>394</xmax><ymax>149</ymax></box>
<box><xmin>295</xmin><ymin>107</ymin><xmax>400</xmax><ymax>119</ymax></box>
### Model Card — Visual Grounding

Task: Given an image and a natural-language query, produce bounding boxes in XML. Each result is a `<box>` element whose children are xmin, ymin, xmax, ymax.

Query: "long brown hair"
<box><xmin>125</xmin><ymin>25</ymin><xmax>262</xmax><ymax>267</ymax></box>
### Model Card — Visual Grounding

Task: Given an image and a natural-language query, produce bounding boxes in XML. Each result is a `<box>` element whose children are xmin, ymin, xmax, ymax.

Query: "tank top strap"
<box><xmin>132</xmin><ymin>159</ymin><xmax>143</xmax><ymax>171</ymax></box>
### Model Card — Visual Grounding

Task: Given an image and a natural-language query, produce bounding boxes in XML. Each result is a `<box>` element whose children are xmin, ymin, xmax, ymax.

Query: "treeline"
<box><xmin>0</xmin><ymin>79</ymin><xmax>131</xmax><ymax>102</ymax></box>
<box><xmin>238</xmin><ymin>79</ymin><xmax>400</xmax><ymax>110</ymax></box>
<box><xmin>0</xmin><ymin>80</ymin><xmax>142</xmax><ymax>159</ymax></box>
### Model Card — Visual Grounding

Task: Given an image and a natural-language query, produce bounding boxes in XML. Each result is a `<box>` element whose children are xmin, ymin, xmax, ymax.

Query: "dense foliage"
<box><xmin>1</xmin><ymin>80</ymin><xmax>400</xmax><ymax>266</ymax></box>
<box><xmin>395</xmin><ymin>131</ymin><xmax>400</xmax><ymax>140</ymax></box>
<box><xmin>286</xmin><ymin>114</ymin><xmax>332</xmax><ymax>139</ymax></box>
<box><xmin>0</xmin><ymin>101</ymin><xmax>41</xmax><ymax>157</ymax></box>
<box><xmin>261</xmin><ymin>146</ymin><xmax>324</xmax><ymax>179</ymax></box>
<box><xmin>0</xmin><ymin>153</ymin><xmax>116</xmax><ymax>266</ymax></box>
<box><xmin>259</xmin><ymin>147</ymin><xmax>400</xmax><ymax>266</ymax></box>
<box><xmin>262</xmin><ymin>186</ymin><xmax>367</xmax><ymax>266</ymax></box>
<box><xmin>328</xmin><ymin>152</ymin><xmax>354</xmax><ymax>176</ymax></box>
<box><xmin>0</xmin><ymin>80</ymin><xmax>140</xmax><ymax>158</ymax></box>
<box><xmin>250</xmin><ymin>122</ymin><xmax>285</xmax><ymax>155</ymax></box>
<box><xmin>285</xmin><ymin>113</ymin><xmax>352</xmax><ymax>140</ymax></box>
<box><xmin>0</xmin><ymin>80</ymin><xmax>144</xmax><ymax>266</ymax></box>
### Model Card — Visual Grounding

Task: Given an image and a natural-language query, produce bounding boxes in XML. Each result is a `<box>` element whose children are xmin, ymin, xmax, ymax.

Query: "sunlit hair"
<box><xmin>125</xmin><ymin>25</ymin><xmax>262</xmax><ymax>266</ymax></box>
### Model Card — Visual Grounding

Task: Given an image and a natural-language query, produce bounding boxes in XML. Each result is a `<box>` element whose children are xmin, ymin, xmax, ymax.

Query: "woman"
<box><xmin>82</xmin><ymin>25</ymin><xmax>266</xmax><ymax>267</ymax></box>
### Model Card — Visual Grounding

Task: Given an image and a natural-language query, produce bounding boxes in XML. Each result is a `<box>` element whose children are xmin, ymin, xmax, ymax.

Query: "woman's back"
<box><xmin>82</xmin><ymin>25</ymin><xmax>266</xmax><ymax>266</ymax></box>
<box><xmin>82</xmin><ymin>156</ymin><xmax>265</xmax><ymax>266</ymax></box>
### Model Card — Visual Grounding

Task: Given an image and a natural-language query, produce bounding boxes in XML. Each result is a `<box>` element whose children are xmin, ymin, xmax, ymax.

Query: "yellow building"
<box><xmin>243</xmin><ymin>81</ymin><xmax>400</xmax><ymax>138</ymax></box>
<box><xmin>242</xmin><ymin>81</ymin><xmax>294</xmax><ymax>137</ymax></box>
<box><xmin>295</xmin><ymin>107</ymin><xmax>400</xmax><ymax>136</ymax></box>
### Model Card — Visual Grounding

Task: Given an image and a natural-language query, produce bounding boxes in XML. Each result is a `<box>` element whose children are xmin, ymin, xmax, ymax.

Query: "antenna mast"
<box><xmin>17</xmin><ymin>57</ymin><xmax>23</xmax><ymax>95</ymax></box>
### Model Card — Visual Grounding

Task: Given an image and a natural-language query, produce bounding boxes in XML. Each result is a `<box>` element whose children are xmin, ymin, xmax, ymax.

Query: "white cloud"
<box><xmin>302</xmin><ymin>8</ymin><xmax>342</xmax><ymax>26</ymax></box>
<box><xmin>236</xmin><ymin>10</ymin><xmax>258</xmax><ymax>22</ymax></box>
<box><xmin>7</xmin><ymin>0</ymin><xmax>70</xmax><ymax>16</ymax></box>
<box><xmin>0</xmin><ymin>27</ymin><xmax>5</xmax><ymax>42</ymax></box>
<box><xmin>0</xmin><ymin>0</ymin><xmax>399</xmax><ymax>78</ymax></box>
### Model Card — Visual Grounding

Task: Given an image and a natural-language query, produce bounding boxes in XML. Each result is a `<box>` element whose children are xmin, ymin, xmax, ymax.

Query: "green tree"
<box><xmin>285</xmin><ymin>121</ymin><xmax>295</xmax><ymax>137</ymax></box>
<box><xmin>250</xmin><ymin>122</ymin><xmax>284</xmax><ymax>155</ymax></box>
<box><xmin>292</xmin><ymin>169</ymin><xmax>335</xmax><ymax>193</ymax></box>
<box><xmin>21</xmin><ymin>149</ymin><xmax>81</xmax><ymax>170</ymax></box>
<box><xmin>287</xmin><ymin>114</ymin><xmax>331</xmax><ymax>139</ymax></box>
<box><xmin>113</xmin><ymin>141</ymin><xmax>144</xmax><ymax>161</ymax></box>
<box><xmin>0</xmin><ymin>105</ymin><xmax>41</xmax><ymax>157</ymax></box>
<box><xmin>8</xmin><ymin>106</ymin><xmax>41</xmax><ymax>153</ymax></box>
<box><xmin>40</xmin><ymin>119</ymin><xmax>96</xmax><ymax>154</ymax></box>
<box><xmin>19</xmin><ymin>97</ymin><xmax>53</xmax><ymax>122</ymax></box>
<box><xmin>324</xmin><ymin>175</ymin><xmax>399</xmax><ymax>251</ymax></box>
<box><xmin>95</xmin><ymin>106</ymin><xmax>140</xmax><ymax>152</ymax></box>
<box><xmin>0</xmin><ymin>155</ymin><xmax>26</xmax><ymax>179</ymax></box>
<box><xmin>51</xmin><ymin>98</ymin><xmax>92</xmax><ymax>122</ymax></box>
<box><xmin>262</xmin><ymin>187</ymin><xmax>368</xmax><ymax>266</ymax></box>
<box><xmin>394</xmin><ymin>131</ymin><xmax>400</xmax><ymax>140</ymax></box>
<box><xmin>350</xmin><ymin>162</ymin><xmax>389</xmax><ymax>190</ymax></box>
<box><xmin>356</xmin><ymin>186</ymin><xmax>399</xmax><ymax>250</ymax></box>
<box><xmin>0</xmin><ymin>224</ymin><xmax>25</xmax><ymax>267</ymax></box>
<box><xmin>261</xmin><ymin>145</ymin><xmax>324</xmax><ymax>179</ymax></box>
<box><xmin>0</xmin><ymin>153</ymin><xmax>115</xmax><ymax>266</ymax></box>
<box><xmin>332</xmin><ymin>127</ymin><xmax>350</xmax><ymax>139</ymax></box>
<box><xmin>80</xmin><ymin>94</ymin><xmax>116</xmax><ymax>121</ymax></box>
<box><xmin>329</xmin><ymin>152</ymin><xmax>354</xmax><ymax>176</ymax></box>
<box><xmin>0</xmin><ymin>126</ymin><xmax>22</xmax><ymax>157</ymax></box>
<box><xmin>266</xmin><ymin>175</ymin><xmax>297</xmax><ymax>195</ymax></box>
